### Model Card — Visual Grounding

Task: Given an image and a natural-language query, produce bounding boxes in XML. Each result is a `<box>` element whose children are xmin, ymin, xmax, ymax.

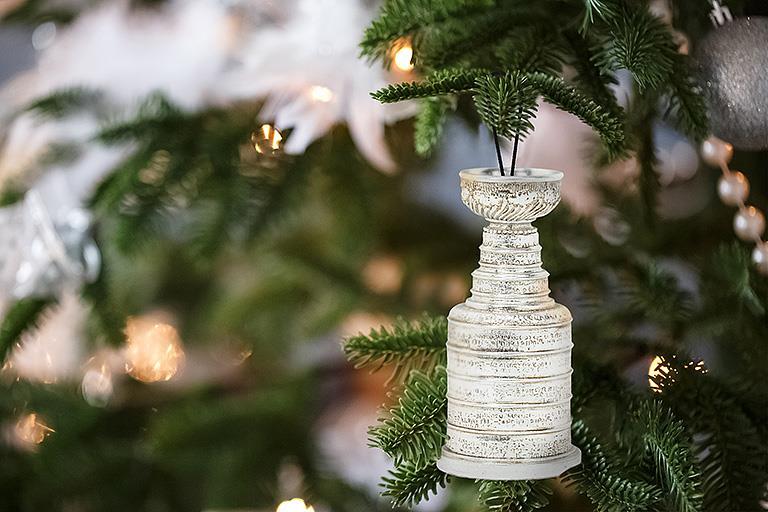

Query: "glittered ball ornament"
<box><xmin>695</xmin><ymin>17</ymin><xmax>768</xmax><ymax>150</ymax></box>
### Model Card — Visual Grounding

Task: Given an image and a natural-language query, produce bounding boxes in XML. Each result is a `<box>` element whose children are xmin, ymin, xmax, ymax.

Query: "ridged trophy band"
<box><xmin>436</xmin><ymin>168</ymin><xmax>581</xmax><ymax>480</ymax></box>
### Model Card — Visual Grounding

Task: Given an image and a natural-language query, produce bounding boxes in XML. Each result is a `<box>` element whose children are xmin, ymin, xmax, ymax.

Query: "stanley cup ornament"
<box><xmin>436</xmin><ymin>168</ymin><xmax>581</xmax><ymax>480</ymax></box>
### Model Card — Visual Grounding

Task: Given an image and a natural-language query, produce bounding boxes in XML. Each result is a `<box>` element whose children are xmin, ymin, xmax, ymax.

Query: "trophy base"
<box><xmin>437</xmin><ymin>446</ymin><xmax>581</xmax><ymax>480</ymax></box>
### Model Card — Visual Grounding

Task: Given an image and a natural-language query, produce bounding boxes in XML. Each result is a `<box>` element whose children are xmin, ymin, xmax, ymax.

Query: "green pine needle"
<box><xmin>0</xmin><ymin>298</ymin><xmax>56</xmax><ymax>364</ymax></box>
<box><xmin>361</xmin><ymin>0</ymin><xmax>494</xmax><ymax>62</ymax></box>
<box><xmin>23</xmin><ymin>87</ymin><xmax>103</xmax><ymax>119</ymax></box>
<box><xmin>473</xmin><ymin>71</ymin><xmax>538</xmax><ymax>141</ymax></box>
<box><xmin>477</xmin><ymin>479</ymin><xmax>552</xmax><ymax>512</ymax></box>
<box><xmin>527</xmin><ymin>72</ymin><xmax>626</xmax><ymax>159</ymax></box>
<box><xmin>371</xmin><ymin>68</ymin><xmax>486</xmax><ymax>103</ymax></box>
<box><xmin>382</xmin><ymin>460</ymin><xmax>449</xmax><ymax>508</ymax></box>
<box><xmin>369</xmin><ymin>366</ymin><xmax>447</xmax><ymax>466</ymax></box>
<box><xmin>636</xmin><ymin>400</ymin><xmax>703</xmax><ymax>512</ymax></box>
<box><xmin>342</xmin><ymin>315</ymin><xmax>447</xmax><ymax>379</ymax></box>
<box><xmin>565</xmin><ymin>420</ymin><xmax>663</xmax><ymax>512</ymax></box>
<box><xmin>652</xmin><ymin>355</ymin><xmax>768</xmax><ymax>511</ymax></box>
<box><xmin>414</xmin><ymin>97</ymin><xmax>451</xmax><ymax>157</ymax></box>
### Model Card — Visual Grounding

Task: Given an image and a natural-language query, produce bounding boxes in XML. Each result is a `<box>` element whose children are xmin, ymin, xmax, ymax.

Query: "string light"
<box><xmin>648</xmin><ymin>356</ymin><xmax>664</xmax><ymax>392</ymax></box>
<box><xmin>391</xmin><ymin>40</ymin><xmax>414</xmax><ymax>72</ymax></box>
<box><xmin>251</xmin><ymin>124</ymin><xmax>283</xmax><ymax>155</ymax></box>
<box><xmin>276</xmin><ymin>498</ymin><xmax>315</xmax><ymax>512</ymax></box>
<box><xmin>309</xmin><ymin>85</ymin><xmax>334</xmax><ymax>103</ymax></box>
<box><xmin>124</xmin><ymin>316</ymin><xmax>185</xmax><ymax>383</ymax></box>
<box><xmin>14</xmin><ymin>412</ymin><xmax>54</xmax><ymax>446</ymax></box>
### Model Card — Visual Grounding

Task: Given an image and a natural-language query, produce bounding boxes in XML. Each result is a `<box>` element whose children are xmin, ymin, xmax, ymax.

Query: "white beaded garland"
<box><xmin>733</xmin><ymin>206</ymin><xmax>766</xmax><ymax>241</ymax></box>
<box><xmin>700</xmin><ymin>136</ymin><xmax>734</xmax><ymax>167</ymax></box>
<box><xmin>752</xmin><ymin>242</ymin><xmax>768</xmax><ymax>275</ymax></box>
<box><xmin>717</xmin><ymin>171</ymin><xmax>750</xmax><ymax>206</ymax></box>
<box><xmin>701</xmin><ymin>131</ymin><xmax>767</xmax><ymax>275</ymax></box>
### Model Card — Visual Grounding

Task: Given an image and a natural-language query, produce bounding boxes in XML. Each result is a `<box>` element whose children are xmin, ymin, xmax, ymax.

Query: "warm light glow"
<box><xmin>252</xmin><ymin>124</ymin><xmax>283</xmax><ymax>154</ymax></box>
<box><xmin>309</xmin><ymin>85</ymin><xmax>334</xmax><ymax>103</ymax></box>
<box><xmin>648</xmin><ymin>356</ymin><xmax>664</xmax><ymax>392</ymax></box>
<box><xmin>14</xmin><ymin>413</ymin><xmax>54</xmax><ymax>445</ymax></box>
<box><xmin>276</xmin><ymin>498</ymin><xmax>315</xmax><ymax>512</ymax></box>
<box><xmin>393</xmin><ymin>44</ymin><xmax>414</xmax><ymax>71</ymax></box>
<box><xmin>362</xmin><ymin>255</ymin><xmax>403</xmax><ymax>295</ymax></box>
<box><xmin>124</xmin><ymin>317</ymin><xmax>184</xmax><ymax>383</ymax></box>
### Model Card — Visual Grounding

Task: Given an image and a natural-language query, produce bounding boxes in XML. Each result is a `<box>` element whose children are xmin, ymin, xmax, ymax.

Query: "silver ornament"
<box><xmin>438</xmin><ymin>168</ymin><xmax>580</xmax><ymax>480</ymax></box>
<box><xmin>0</xmin><ymin>190</ymin><xmax>100</xmax><ymax>300</ymax></box>
<box><xmin>695</xmin><ymin>17</ymin><xmax>768</xmax><ymax>150</ymax></box>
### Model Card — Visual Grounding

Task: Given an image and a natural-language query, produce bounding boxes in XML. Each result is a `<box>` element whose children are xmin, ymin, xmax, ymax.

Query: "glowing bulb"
<box><xmin>648</xmin><ymin>356</ymin><xmax>664</xmax><ymax>392</ymax></box>
<box><xmin>276</xmin><ymin>498</ymin><xmax>315</xmax><ymax>512</ymax></box>
<box><xmin>309</xmin><ymin>85</ymin><xmax>334</xmax><ymax>103</ymax></box>
<box><xmin>393</xmin><ymin>45</ymin><xmax>414</xmax><ymax>71</ymax></box>
<box><xmin>252</xmin><ymin>124</ymin><xmax>283</xmax><ymax>154</ymax></box>
<box><xmin>124</xmin><ymin>317</ymin><xmax>184</xmax><ymax>383</ymax></box>
<box><xmin>14</xmin><ymin>413</ymin><xmax>54</xmax><ymax>445</ymax></box>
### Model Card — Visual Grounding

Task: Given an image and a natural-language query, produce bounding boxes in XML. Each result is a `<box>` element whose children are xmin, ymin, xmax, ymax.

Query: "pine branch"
<box><xmin>369</xmin><ymin>367</ymin><xmax>447</xmax><ymax>466</ymax></box>
<box><xmin>477</xmin><ymin>480</ymin><xmax>552</xmax><ymax>512</ymax></box>
<box><xmin>596</xmin><ymin>2</ymin><xmax>678</xmax><ymax>90</ymax></box>
<box><xmin>23</xmin><ymin>87</ymin><xmax>103</xmax><ymax>119</ymax></box>
<box><xmin>0</xmin><ymin>298</ymin><xmax>55</xmax><ymax>363</ymax></box>
<box><xmin>621</xmin><ymin>262</ymin><xmax>694</xmax><ymax>325</ymax></box>
<box><xmin>528</xmin><ymin>72</ymin><xmax>626</xmax><ymax>159</ymax></box>
<box><xmin>81</xmin><ymin>239</ymin><xmax>125</xmax><ymax>346</ymax></box>
<box><xmin>417</xmin><ymin>5</ymin><xmax>549</xmax><ymax>69</ymax></box>
<box><xmin>381</xmin><ymin>460</ymin><xmax>448</xmax><ymax>508</ymax></box>
<box><xmin>361</xmin><ymin>0</ymin><xmax>494</xmax><ymax>62</ymax></box>
<box><xmin>473</xmin><ymin>71</ymin><xmax>538</xmax><ymax>141</ymax></box>
<box><xmin>565</xmin><ymin>420</ymin><xmax>663</xmax><ymax>512</ymax></box>
<box><xmin>636</xmin><ymin>400</ymin><xmax>703</xmax><ymax>512</ymax></box>
<box><xmin>493</xmin><ymin>27</ymin><xmax>565</xmax><ymax>75</ymax></box>
<box><xmin>563</xmin><ymin>31</ymin><xmax>621</xmax><ymax>117</ymax></box>
<box><xmin>343</xmin><ymin>315</ymin><xmax>447</xmax><ymax>378</ymax></box>
<box><xmin>414</xmin><ymin>97</ymin><xmax>451</xmax><ymax>157</ymax></box>
<box><xmin>653</xmin><ymin>356</ymin><xmax>767</xmax><ymax>512</ymax></box>
<box><xmin>665</xmin><ymin>56</ymin><xmax>709</xmax><ymax>142</ymax></box>
<box><xmin>371</xmin><ymin>68</ymin><xmax>486</xmax><ymax>103</ymax></box>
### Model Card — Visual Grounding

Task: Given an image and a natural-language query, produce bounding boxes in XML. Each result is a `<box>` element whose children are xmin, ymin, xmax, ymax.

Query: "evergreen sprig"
<box><xmin>0</xmin><ymin>298</ymin><xmax>55</xmax><ymax>364</ymax></box>
<box><xmin>477</xmin><ymin>479</ymin><xmax>552</xmax><ymax>512</ymax></box>
<box><xmin>636</xmin><ymin>400</ymin><xmax>703</xmax><ymax>512</ymax></box>
<box><xmin>653</xmin><ymin>355</ymin><xmax>767</xmax><ymax>511</ymax></box>
<box><xmin>473</xmin><ymin>72</ymin><xmax>538</xmax><ymax>141</ymax></box>
<box><xmin>414</xmin><ymin>97</ymin><xmax>451</xmax><ymax>157</ymax></box>
<box><xmin>381</xmin><ymin>460</ymin><xmax>448</xmax><ymax>508</ymax></box>
<box><xmin>565</xmin><ymin>420</ymin><xmax>663</xmax><ymax>512</ymax></box>
<box><xmin>343</xmin><ymin>315</ymin><xmax>447</xmax><ymax>379</ymax></box>
<box><xmin>526</xmin><ymin>72</ymin><xmax>626</xmax><ymax>158</ymax></box>
<box><xmin>369</xmin><ymin>366</ymin><xmax>447</xmax><ymax>466</ymax></box>
<box><xmin>361</xmin><ymin>0</ymin><xmax>494</xmax><ymax>62</ymax></box>
<box><xmin>371</xmin><ymin>68</ymin><xmax>486</xmax><ymax>103</ymax></box>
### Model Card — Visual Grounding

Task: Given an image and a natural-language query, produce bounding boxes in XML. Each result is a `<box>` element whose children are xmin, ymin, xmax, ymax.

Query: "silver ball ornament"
<box><xmin>700</xmin><ymin>136</ymin><xmax>733</xmax><ymax>167</ymax></box>
<box><xmin>717</xmin><ymin>171</ymin><xmax>750</xmax><ymax>206</ymax></box>
<box><xmin>695</xmin><ymin>17</ymin><xmax>768</xmax><ymax>150</ymax></box>
<box><xmin>734</xmin><ymin>206</ymin><xmax>766</xmax><ymax>241</ymax></box>
<box><xmin>753</xmin><ymin>241</ymin><xmax>768</xmax><ymax>275</ymax></box>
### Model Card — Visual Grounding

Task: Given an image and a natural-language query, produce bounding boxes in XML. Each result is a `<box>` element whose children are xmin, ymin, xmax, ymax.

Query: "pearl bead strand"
<box><xmin>701</xmin><ymin>136</ymin><xmax>768</xmax><ymax>275</ymax></box>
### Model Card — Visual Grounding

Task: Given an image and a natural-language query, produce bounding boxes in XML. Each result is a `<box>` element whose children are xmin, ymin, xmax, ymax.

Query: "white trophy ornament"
<box><xmin>437</xmin><ymin>168</ymin><xmax>581</xmax><ymax>480</ymax></box>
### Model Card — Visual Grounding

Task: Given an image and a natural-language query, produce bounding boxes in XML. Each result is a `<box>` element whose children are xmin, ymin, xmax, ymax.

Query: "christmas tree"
<box><xmin>0</xmin><ymin>0</ymin><xmax>766</xmax><ymax>511</ymax></box>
